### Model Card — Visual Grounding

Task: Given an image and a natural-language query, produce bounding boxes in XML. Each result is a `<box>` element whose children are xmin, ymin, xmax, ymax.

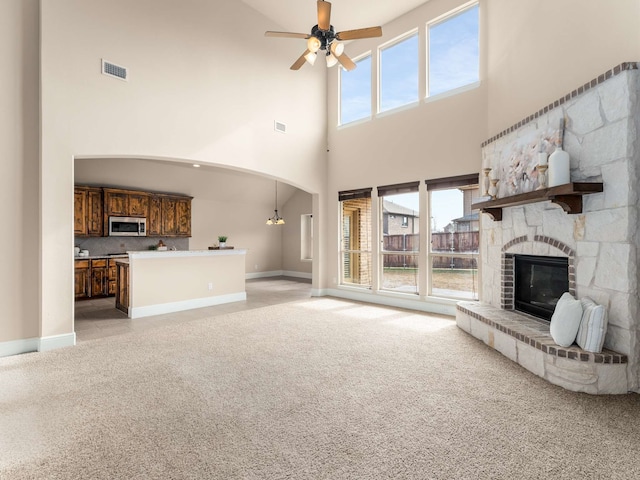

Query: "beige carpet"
<box><xmin>1</xmin><ymin>298</ymin><xmax>639</xmax><ymax>479</ymax></box>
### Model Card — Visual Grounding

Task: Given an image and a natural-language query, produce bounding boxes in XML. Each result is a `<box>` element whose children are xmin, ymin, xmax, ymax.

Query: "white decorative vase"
<box><xmin>219</xmin><ymin>242</ymin><xmax>226</xmax><ymax>248</ymax></box>
<box><xmin>548</xmin><ymin>146</ymin><xmax>570</xmax><ymax>187</ymax></box>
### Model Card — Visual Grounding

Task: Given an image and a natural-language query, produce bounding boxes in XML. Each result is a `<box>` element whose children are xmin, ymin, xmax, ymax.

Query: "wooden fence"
<box><xmin>383</xmin><ymin>232</ymin><xmax>479</xmax><ymax>269</ymax></box>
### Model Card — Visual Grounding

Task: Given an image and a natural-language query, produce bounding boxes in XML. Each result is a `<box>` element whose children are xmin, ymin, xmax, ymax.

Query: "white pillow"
<box><xmin>576</xmin><ymin>297</ymin><xmax>608</xmax><ymax>353</ymax></box>
<box><xmin>550</xmin><ymin>292</ymin><xmax>583</xmax><ymax>347</ymax></box>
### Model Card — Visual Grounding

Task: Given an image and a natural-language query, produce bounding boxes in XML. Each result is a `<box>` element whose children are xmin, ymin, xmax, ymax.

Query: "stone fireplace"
<box><xmin>457</xmin><ymin>63</ymin><xmax>640</xmax><ymax>394</ymax></box>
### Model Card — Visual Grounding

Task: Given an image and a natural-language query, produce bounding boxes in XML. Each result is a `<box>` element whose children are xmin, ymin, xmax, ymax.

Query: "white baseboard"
<box><xmin>246</xmin><ymin>270</ymin><xmax>312</xmax><ymax>280</ymax></box>
<box><xmin>39</xmin><ymin>332</ymin><xmax>76</xmax><ymax>352</ymax></box>
<box><xmin>0</xmin><ymin>337</ymin><xmax>39</xmax><ymax>358</ymax></box>
<box><xmin>245</xmin><ymin>270</ymin><xmax>284</xmax><ymax>279</ymax></box>
<box><xmin>130</xmin><ymin>292</ymin><xmax>247</xmax><ymax>319</ymax></box>
<box><xmin>282</xmin><ymin>270</ymin><xmax>312</xmax><ymax>280</ymax></box>
<box><xmin>1</xmin><ymin>333</ymin><xmax>76</xmax><ymax>358</ymax></box>
<box><xmin>319</xmin><ymin>288</ymin><xmax>458</xmax><ymax>317</ymax></box>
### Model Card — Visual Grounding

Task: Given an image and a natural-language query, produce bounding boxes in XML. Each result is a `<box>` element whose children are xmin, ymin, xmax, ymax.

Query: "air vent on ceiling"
<box><xmin>274</xmin><ymin>121</ymin><xmax>287</xmax><ymax>134</ymax></box>
<box><xmin>101</xmin><ymin>59</ymin><xmax>128</xmax><ymax>81</ymax></box>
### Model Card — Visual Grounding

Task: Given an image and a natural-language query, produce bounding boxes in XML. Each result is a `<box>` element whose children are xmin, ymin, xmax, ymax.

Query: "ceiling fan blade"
<box><xmin>290</xmin><ymin>50</ymin><xmax>311</xmax><ymax>70</ymax></box>
<box><xmin>336</xmin><ymin>52</ymin><xmax>356</xmax><ymax>71</ymax></box>
<box><xmin>336</xmin><ymin>26</ymin><xmax>383</xmax><ymax>41</ymax></box>
<box><xmin>317</xmin><ymin>0</ymin><xmax>332</xmax><ymax>31</ymax></box>
<box><xmin>265</xmin><ymin>31</ymin><xmax>310</xmax><ymax>39</ymax></box>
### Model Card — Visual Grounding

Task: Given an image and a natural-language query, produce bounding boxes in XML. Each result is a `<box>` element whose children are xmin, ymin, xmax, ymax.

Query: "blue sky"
<box><xmin>340</xmin><ymin>3</ymin><xmax>479</xmax><ymax>124</ymax></box>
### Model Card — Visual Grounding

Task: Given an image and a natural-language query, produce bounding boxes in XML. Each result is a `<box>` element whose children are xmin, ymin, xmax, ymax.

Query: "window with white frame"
<box><xmin>339</xmin><ymin>55</ymin><xmax>372</xmax><ymax>125</ymax></box>
<box><xmin>301</xmin><ymin>214</ymin><xmax>313</xmax><ymax>261</ymax></box>
<box><xmin>379</xmin><ymin>182</ymin><xmax>420</xmax><ymax>294</ymax></box>
<box><xmin>379</xmin><ymin>31</ymin><xmax>419</xmax><ymax>113</ymax></box>
<box><xmin>339</xmin><ymin>189</ymin><xmax>372</xmax><ymax>287</ymax></box>
<box><xmin>427</xmin><ymin>2</ymin><xmax>479</xmax><ymax>97</ymax></box>
<box><xmin>426</xmin><ymin>175</ymin><xmax>479</xmax><ymax>299</ymax></box>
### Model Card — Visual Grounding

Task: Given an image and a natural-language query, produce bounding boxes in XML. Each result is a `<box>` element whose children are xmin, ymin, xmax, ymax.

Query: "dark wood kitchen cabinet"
<box><xmin>115</xmin><ymin>261</ymin><xmax>129</xmax><ymax>315</ymax></box>
<box><xmin>152</xmin><ymin>194</ymin><xmax>192</xmax><ymax>237</ymax></box>
<box><xmin>128</xmin><ymin>192</ymin><xmax>149</xmax><ymax>217</ymax></box>
<box><xmin>74</xmin><ymin>259</ymin><xmax>90</xmax><ymax>299</ymax></box>
<box><xmin>74</xmin><ymin>187</ymin><xmax>103</xmax><ymax>237</ymax></box>
<box><xmin>103</xmin><ymin>188</ymin><xmax>149</xmax><ymax>218</ymax></box>
<box><xmin>90</xmin><ymin>259</ymin><xmax>109</xmax><ymax>297</ymax></box>
<box><xmin>108</xmin><ymin>259</ymin><xmax>118</xmax><ymax>295</ymax></box>
<box><xmin>148</xmin><ymin>195</ymin><xmax>162</xmax><ymax>236</ymax></box>
<box><xmin>75</xmin><ymin>185</ymin><xmax>191</xmax><ymax>238</ymax></box>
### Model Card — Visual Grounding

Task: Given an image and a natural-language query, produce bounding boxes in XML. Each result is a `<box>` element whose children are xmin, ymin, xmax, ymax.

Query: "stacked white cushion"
<box><xmin>576</xmin><ymin>297</ymin><xmax>608</xmax><ymax>353</ymax></box>
<box><xmin>549</xmin><ymin>292</ymin><xmax>583</xmax><ymax>347</ymax></box>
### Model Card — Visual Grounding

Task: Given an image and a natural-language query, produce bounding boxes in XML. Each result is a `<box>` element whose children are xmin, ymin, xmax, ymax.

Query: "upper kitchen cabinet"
<box><xmin>104</xmin><ymin>188</ymin><xmax>149</xmax><ymax>218</ymax></box>
<box><xmin>148</xmin><ymin>195</ymin><xmax>162</xmax><ymax>236</ymax></box>
<box><xmin>160</xmin><ymin>195</ymin><xmax>192</xmax><ymax>237</ymax></box>
<box><xmin>74</xmin><ymin>186</ymin><xmax>103</xmax><ymax>237</ymax></box>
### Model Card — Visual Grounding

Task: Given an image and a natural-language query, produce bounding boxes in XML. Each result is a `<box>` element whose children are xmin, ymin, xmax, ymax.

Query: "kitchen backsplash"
<box><xmin>75</xmin><ymin>237</ymin><xmax>189</xmax><ymax>256</ymax></box>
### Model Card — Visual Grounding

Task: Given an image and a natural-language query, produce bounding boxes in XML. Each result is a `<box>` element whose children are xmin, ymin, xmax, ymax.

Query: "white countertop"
<box><xmin>127</xmin><ymin>249</ymin><xmax>247</xmax><ymax>259</ymax></box>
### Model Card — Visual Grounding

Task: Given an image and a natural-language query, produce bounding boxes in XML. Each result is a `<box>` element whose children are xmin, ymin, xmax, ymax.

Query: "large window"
<box><xmin>379</xmin><ymin>182</ymin><xmax>420</xmax><ymax>294</ymax></box>
<box><xmin>340</xmin><ymin>55</ymin><xmax>372</xmax><ymax>125</ymax></box>
<box><xmin>379</xmin><ymin>32</ymin><xmax>419</xmax><ymax>113</ymax></box>
<box><xmin>427</xmin><ymin>175</ymin><xmax>479</xmax><ymax>299</ymax></box>
<box><xmin>339</xmin><ymin>189</ymin><xmax>372</xmax><ymax>287</ymax></box>
<box><xmin>428</xmin><ymin>2</ymin><xmax>479</xmax><ymax>97</ymax></box>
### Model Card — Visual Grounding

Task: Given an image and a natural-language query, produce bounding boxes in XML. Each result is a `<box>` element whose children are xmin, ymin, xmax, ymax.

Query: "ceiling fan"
<box><xmin>265</xmin><ymin>0</ymin><xmax>382</xmax><ymax>71</ymax></box>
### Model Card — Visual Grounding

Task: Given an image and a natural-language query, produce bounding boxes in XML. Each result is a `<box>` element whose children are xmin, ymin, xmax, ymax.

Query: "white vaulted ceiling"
<box><xmin>240</xmin><ymin>0</ymin><xmax>430</xmax><ymax>33</ymax></box>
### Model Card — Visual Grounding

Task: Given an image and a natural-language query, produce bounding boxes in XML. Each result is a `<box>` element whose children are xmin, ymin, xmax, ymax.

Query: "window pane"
<box><xmin>428</xmin><ymin>3</ymin><xmax>479</xmax><ymax>97</ymax></box>
<box><xmin>380</xmin><ymin>33</ymin><xmax>418</xmax><ymax>112</ymax></box>
<box><xmin>430</xmin><ymin>187</ymin><xmax>479</xmax><ymax>252</ymax></box>
<box><xmin>431</xmin><ymin>255</ymin><xmax>478</xmax><ymax>299</ymax></box>
<box><xmin>381</xmin><ymin>254</ymin><xmax>418</xmax><ymax>293</ymax></box>
<box><xmin>340</xmin><ymin>197</ymin><xmax>372</xmax><ymax>287</ymax></box>
<box><xmin>340</xmin><ymin>56</ymin><xmax>372</xmax><ymax>125</ymax></box>
<box><xmin>381</xmin><ymin>191</ymin><xmax>419</xmax><ymax>293</ymax></box>
<box><xmin>429</xmin><ymin>185</ymin><xmax>480</xmax><ymax>299</ymax></box>
<box><xmin>342</xmin><ymin>252</ymin><xmax>372</xmax><ymax>286</ymax></box>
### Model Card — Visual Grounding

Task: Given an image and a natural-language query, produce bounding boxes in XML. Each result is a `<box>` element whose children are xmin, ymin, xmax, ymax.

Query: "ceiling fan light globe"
<box><xmin>307</xmin><ymin>36</ymin><xmax>321</xmax><ymax>53</ymax></box>
<box><xmin>326</xmin><ymin>53</ymin><xmax>339</xmax><ymax>67</ymax></box>
<box><xmin>304</xmin><ymin>51</ymin><xmax>317</xmax><ymax>65</ymax></box>
<box><xmin>330</xmin><ymin>41</ymin><xmax>344</xmax><ymax>57</ymax></box>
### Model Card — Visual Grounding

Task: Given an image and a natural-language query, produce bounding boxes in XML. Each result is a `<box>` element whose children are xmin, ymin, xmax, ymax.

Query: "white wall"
<box><xmin>0</xmin><ymin>0</ymin><xmax>40</xmax><ymax>344</ymax></box>
<box><xmin>486</xmin><ymin>0</ymin><xmax>640</xmax><ymax>136</ymax></box>
<box><xmin>40</xmin><ymin>0</ymin><xmax>327</xmax><ymax>339</ymax></box>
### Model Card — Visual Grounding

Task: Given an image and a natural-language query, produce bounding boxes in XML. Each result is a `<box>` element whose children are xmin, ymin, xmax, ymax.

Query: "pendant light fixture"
<box><xmin>266</xmin><ymin>181</ymin><xmax>285</xmax><ymax>225</ymax></box>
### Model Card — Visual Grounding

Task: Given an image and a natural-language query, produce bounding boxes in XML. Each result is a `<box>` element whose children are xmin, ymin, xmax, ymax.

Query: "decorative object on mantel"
<box><xmin>488</xmin><ymin>178</ymin><xmax>499</xmax><ymax>200</ymax></box>
<box><xmin>218</xmin><ymin>235</ymin><xmax>228</xmax><ymax>248</ymax></box>
<box><xmin>482</xmin><ymin>168</ymin><xmax>492</xmax><ymax>196</ymax></box>
<box><xmin>536</xmin><ymin>139</ymin><xmax>549</xmax><ymax>189</ymax></box>
<box><xmin>548</xmin><ymin>118</ymin><xmax>571</xmax><ymax>187</ymax></box>
<box><xmin>536</xmin><ymin>164</ymin><xmax>548</xmax><ymax>190</ymax></box>
<box><xmin>266</xmin><ymin>181</ymin><xmax>285</xmax><ymax>225</ymax></box>
<box><xmin>472</xmin><ymin>182</ymin><xmax>603</xmax><ymax>221</ymax></box>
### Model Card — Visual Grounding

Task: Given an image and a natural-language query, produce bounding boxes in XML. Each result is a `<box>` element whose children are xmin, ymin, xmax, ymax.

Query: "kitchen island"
<box><xmin>118</xmin><ymin>249</ymin><xmax>247</xmax><ymax>319</ymax></box>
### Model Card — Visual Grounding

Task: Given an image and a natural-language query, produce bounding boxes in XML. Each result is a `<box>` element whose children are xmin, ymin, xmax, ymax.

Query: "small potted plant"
<box><xmin>218</xmin><ymin>235</ymin><xmax>228</xmax><ymax>248</ymax></box>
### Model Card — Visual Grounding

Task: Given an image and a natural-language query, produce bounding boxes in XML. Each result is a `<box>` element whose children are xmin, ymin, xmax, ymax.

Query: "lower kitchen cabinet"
<box><xmin>108</xmin><ymin>259</ymin><xmax>117</xmax><ymax>295</ymax></box>
<box><xmin>75</xmin><ymin>258</ymin><xmax>119</xmax><ymax>300</ymax></box>
<box><xmin>74</xmin><ymin>260</ymin><xmax>90</xmax><ymax>299</ymax></box>
<box><xmin>115</xmin><ymin>262</ymin><xmax>129</xmax><ymax>314</ymax></box>
<box><xmin>90</xmin><ymin>259</ymin><xmax>109</xmax><ymax>297</ymax></box>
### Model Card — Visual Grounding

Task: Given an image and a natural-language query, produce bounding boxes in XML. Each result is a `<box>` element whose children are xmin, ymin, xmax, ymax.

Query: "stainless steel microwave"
<box><xmin>109</xmin><ymin>216</ymin><xmax>147</xmax><ymax>236</ymax></box>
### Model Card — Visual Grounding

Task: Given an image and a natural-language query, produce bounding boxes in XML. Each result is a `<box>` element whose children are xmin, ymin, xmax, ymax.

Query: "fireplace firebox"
<box><xmin>514</xmin><ymin>255</ymin><xmax>568</xmax><ymax>321</ymax></box>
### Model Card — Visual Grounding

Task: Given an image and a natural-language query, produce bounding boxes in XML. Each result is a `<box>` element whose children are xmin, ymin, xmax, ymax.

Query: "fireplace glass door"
<box><xmin>514</xmin><ymin>255</ymin><xmax>568</xmax><ymax>320</ymax></box>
